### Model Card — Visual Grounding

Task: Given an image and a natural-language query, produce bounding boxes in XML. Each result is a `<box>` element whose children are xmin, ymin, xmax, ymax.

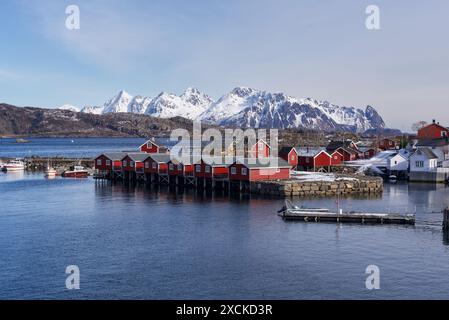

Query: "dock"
<box><xmin>279</xmin><ymin>209</ymin><xmax>415</xmax><ymax>225</ymax></box>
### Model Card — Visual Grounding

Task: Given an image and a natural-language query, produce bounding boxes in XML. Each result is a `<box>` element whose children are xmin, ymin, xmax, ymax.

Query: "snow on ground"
<box><xmin>291</xmin><ymin>171</ymin><xmax>357</xmax><ymax>182</ymax></box>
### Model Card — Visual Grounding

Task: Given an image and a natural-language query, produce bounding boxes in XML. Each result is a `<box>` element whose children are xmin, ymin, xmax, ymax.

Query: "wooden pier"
<box><xmin>279</xmin><ymin>210</ymin><xmax>415</xmax><ymax>225</ymax></box>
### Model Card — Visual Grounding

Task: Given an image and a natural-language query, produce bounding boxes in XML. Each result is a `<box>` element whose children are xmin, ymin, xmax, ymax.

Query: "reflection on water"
<box><xmin>1</xmin><ymin>173</ymin><xmax>449</xmax><ymax>299</ymax></box>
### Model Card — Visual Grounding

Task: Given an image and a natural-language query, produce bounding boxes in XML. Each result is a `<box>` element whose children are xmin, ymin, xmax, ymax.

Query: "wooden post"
<box><xmin>443</xmin><ymin>207</ymin><xmax>449</xmax><ymax>231</ymax></box>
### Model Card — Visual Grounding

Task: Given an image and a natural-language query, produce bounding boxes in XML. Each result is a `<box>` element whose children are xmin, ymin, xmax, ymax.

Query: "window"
<box><xmin>415</xmin><ymin>161</ymin><xmax>424</xmax><ymax>168</ymax></box>
<box><xmin>442</xmin><ymin>131</ymin><xmax>447</xmax><ymax>137</ymax></box>
<box><xmin>258</xmin><ymin>142</ymin><xmax>264</xmax><ymax>150</ymax></box>
<box><xmin>145</xmin><ymin>162</ymin><xmax>149</xmax><ymax>169</ymax></box>
<box><xmin>122</xmin><ymin>160</ymin><xmax>127</xmax><ymax>167</ymax></box>
<box><xmin>231</xmin><ymin>167</ymin><xmax>237</xmax><ymax>175</ymax></box>
<box><xmin>169</xmin><ymin>164</ymin><xmax>174</xmax><ymax>171</ymax></box>
<box><xmin>241</xmin><ymin>168</ymin><xmax>247</xmax><ymax>175</ymax></box>
<box><xmin>291</xmin><ymin>155</ymin><xmax>295</xmax><ymax>161</ymax></box>
<box><xmin>97</xmin><ymin>159</ymin><xmax>102</xmax><ymax>165</ymax></box>
<box><xmin>178</xmin><ymin>164</ymin><xmax>182</xmax><ymax>171</ymax></box>
<box><xmin>205</xmin><ymin>165</ymin><xmax>211</xmax><ymax>173</ymax></box>
<box><xmin>106</xmin><ymin>160</ymin><xmax>111</xmax><ymax>166</ymax></box>
<box><xmin>196</xmin><ymin>165</ymin><xmax>201</xmax><ymax>172</ymax></box>
<box><xmin>130</xmin><ymin>161</ymin><xmax>135</xmax><ymax>167</ymax></box>
<box><xmin>152</xmin><ymin>162</ymin><xmax>157</xmax><ymax>169</ymax></box>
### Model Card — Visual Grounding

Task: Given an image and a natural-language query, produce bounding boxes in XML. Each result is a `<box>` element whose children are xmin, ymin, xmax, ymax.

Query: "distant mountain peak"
<box><xmin>79</xmin><ymin>87</ymin><xmax>385</xmax><ymax>132</ymax></box>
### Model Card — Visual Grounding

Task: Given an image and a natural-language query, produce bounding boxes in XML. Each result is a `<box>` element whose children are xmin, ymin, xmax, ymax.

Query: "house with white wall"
<box><xmin>410</xmin><ymin>148</ymin><xmax>438</xmax><ymax>172</ymax></box>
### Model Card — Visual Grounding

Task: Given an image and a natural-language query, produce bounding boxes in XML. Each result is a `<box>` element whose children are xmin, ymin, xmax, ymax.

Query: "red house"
<box><xmin>139</xmin><ymin>138</ymin><xmax>171</xmax><ymax>154</ymax></box>
<box><xmin>194</xmin><ymin>157</ymin><xmax>228</xmax><ymax>179</ymax></box>
<box><xmin>417</xmin><ymin>120</ymin><xmax>449</xmax><ymax>139</ymax></box>
<box><xmin>121</xmin><ymin>153</ymin><xmax>149</xmax><ymax>174</ymax></box>
<box><xmin>335</xmin><ymin>147</ymin><xmax>358</xmax><ymax>161</ymax></box>
<box><xmin>228</xmin><ymin>157</ymin><xmax>291</xmax><ymax>181</ymax></box>
<box><xmin>296</xmin><ymin>148</ymin><xmax>332</xmax><ymax>172</ymax></box>
<box><xmin>378</xmin><ymin>138</ymin><xmax>397</xmax><ymax>151</ymax></box>
<box><xmin>95</xmin><ymin>152</ymin><xmax>127</xmax><ymax>176</ymax></box>
<box><xmin>143</xmin><ymin>154</ymin><xmax>171</xmax><ymax>174</ymax></box>
<box><xmin>167</xmin><ymin>158</ymin><xmax>195</xmax><ymax>177</ymax></box>
<box><xmin>330</xmin><ymin>151</ymin><xmax>344</xmax><ymax>166</ymax></box>
<box><xmin>250</xmin><ymin>139</ymin><xmax>271</xmax><ymax>158</ymax></box>
<box><xmin>279</xmin><ymin>147</ymin><xmax>298</xmax><ymax>168</ymax></box>
<box><xmin>359</xmin><ymin>147</ymin><xmax>377</xmax><ymax>159</ymax></box>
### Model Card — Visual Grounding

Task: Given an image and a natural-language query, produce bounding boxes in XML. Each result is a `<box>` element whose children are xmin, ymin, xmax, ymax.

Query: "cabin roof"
<box><xmin>295</xmin><ymin>147</ymin><xmax>327</xmax><ymax>157</ymax></box>
<box><xmin>146</xmin><ymin>154</ymin><xmax>171</xmax><ymax>163</ymax></box>
<box><xmin>235</xmin><ymin>157</ymin><xmax>291</xmax><ymax>168</ymax></box>
<box><xmin>279</xmin><ymin>147</ymin><xmax>296</xmax><ymax>157</ymax></box>
<box><xmin>100</xmin><ymin>152</ymin><xmax>128</xmax><ymax>160</ymax></box>
<box><xmin>326</xmin><ymin>140</ymin><xmax>356</xmax><ymax>152</ymax></box>
<box><xmin>127</xmin><ymin>153</ymin><xmax>151</xmax><ymax>162</ymax></box>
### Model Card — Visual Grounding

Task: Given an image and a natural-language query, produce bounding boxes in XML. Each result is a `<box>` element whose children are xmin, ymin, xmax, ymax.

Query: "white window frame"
<box><xmin>231</xmin><ymin>167</ymin><xmax>237</xmax><ymax>175</ymax></box>
<box><xmin>152</xmin><ymin>162</ymin><xmax>157</xmax><ymax>169</ymax></box>
<box><xmin>122</xmin><ymin>160</ymin><xmax>127</xmax><ymax>167</ymax></box>
<box><xmin>178</xmin><ymin>164</ymin><xmax>182</xmax><ymax>171</ymax></box>
<box><xmin>130</xmin><ymin>161</ymin><xmax>135</xmax><ymax>167</ymax></box>
<box><xmin>106</xmin><ymin>160</ymin><xmax>111</xmax><ymax>166</ymax></box>
<box><xmin>241</xmin><ymin>168</ymin><xmax>247</xmax><ymax>176</ymax></box>
<box><xmin>205</xmin><ymin>165</ymin><xmax>211</xmax><ymax>173</ymax></box>
<box><xmin>145</xmin><ymin>162</ymin><xmax>149</xmax><ymax>169</ymax></box>
<box><xmin>196</xmin><ymin>165</ymin><xmax>201</xmax><ymax>172</ymax></box>
<box><xmin>97</xmin><ymin>159</ymin><xmax>102</xmax><ymax>165</ymax></box>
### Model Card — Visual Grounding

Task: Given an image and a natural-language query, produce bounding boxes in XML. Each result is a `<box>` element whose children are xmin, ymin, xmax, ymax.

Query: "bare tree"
<box><xmin>411</xmin><ymin>121</ymin><xmax>428</xmax><ymax>132</ymax></box>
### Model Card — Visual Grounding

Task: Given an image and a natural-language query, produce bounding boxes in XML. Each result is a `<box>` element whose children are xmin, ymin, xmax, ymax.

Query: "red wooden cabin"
<box><xmin>139</xmin><ymin>138</ymin><xmax>171</xmax><ymax>154</ymax></box>
<box><xmin>143</xmin><ymin>154</ymin><xmax>171</xmax><ymax>174</ymax></box>
<box><xmin>167</xmin><ymin>158</ymin><xmax>195</xmax><ymax>177</ymax></box>
<box><xmin>121</xmin><ymin>153</ymin><xmax>149</xmax><ymax>173</ymax></box>
<box><xmin>95</xmin><ymin>152</ymin><xmax>127</xmax><ymax>173</ymax></box>
<box><xmin>296</xmin><ymin>148</ymin><xmax>332</xmax><ymax>171</ymax></box>
<box><xmin>279</xmin><ymin>147</ymin><xmax>298</xmax><ymax>168</ymax></box>
<box><xmin>378</xmin><ymin>138</ymin><xmax>397</xmax><ymax>151</ymax></box>
<box><xmin>228</xmin><ymin>157</ymin><xmax>291</xmax><ymax>181</ymax></box>
<box><xmin>330</xmin><ymin>150</ymin><xmax>344</xmax><ymax>166</ymax></box>
<box><xmin>250</xmin><ymin>139</ymin><xmax>271</xmax><ymax>158</ymax></box>
<box><xmin>335</xmin><ymin>147</ymin><xmax>358</xmax><ymax>161</ymax></box>
<box><xmin>194</xmin><ymin>157</ymin><xmax>228</xmax><ymax>179</ymax></box>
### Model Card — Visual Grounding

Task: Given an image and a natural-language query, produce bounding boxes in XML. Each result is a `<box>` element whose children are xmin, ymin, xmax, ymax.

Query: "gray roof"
<box><xmin>146</xmin><ymin>154</ymin><xmax>171</xmax><ymax>163</ymax></box>
<box><xmin>295</xmin><ymin>147</ymin><xmax>327</xmax><ymax>157</ymax></box>
<box><xmin>415</xmin><ymin>147</ymin><xmax>438</xmax><ymax>159</ymax></box>
<box><xmin>127</xmin><ymin>153</ymin><xmax>151</xmax><ymax>162</ymax></box>
<box><xmin>100</xmin><ymin>152</ymin><xmax>128</xmax><ymax>160</ymax></box>
<box><xmin>235</xmin><ymin>157</ymin><xmax>291</xmax><ymax>168</ymax></box>
<box><xmin>416</xmin><ymin>138</ymin><xmax>449</xmax><ymax>147</ymax></box>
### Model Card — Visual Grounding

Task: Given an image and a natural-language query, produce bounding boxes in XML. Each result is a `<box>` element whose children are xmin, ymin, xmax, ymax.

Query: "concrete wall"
<box><xmin>409</xmin><ymin>169</ymin><xmax>449</xmax><ymax>183</ymax></box>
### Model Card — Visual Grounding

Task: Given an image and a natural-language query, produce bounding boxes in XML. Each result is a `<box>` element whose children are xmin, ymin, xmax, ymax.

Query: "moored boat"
<box><xmin>62</xmin><ymin>165</ymin><xmax>89</xmax><ymax>178</ymax></box>
<box><xmin>2</xmin><ymin>159</ymin><xmax>25</xmax><ymax>172</ymax></box>
<box><xmin>44</xmin><ymin>166</ymin><xmax>58</xmax><ymax>177</ymax></box>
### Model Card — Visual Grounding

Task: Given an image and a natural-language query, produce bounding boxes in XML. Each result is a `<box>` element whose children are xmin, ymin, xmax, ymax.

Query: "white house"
<box><xmin>388</xmin><ymin>153</ymin><xmax>409</xmax><ymax>172</ymax></box>
<box><xmin>416</xmin><ymin>138</ymin><xmax>449</xmax><ymax>168</ymax></box>
<box><xmin>409</xmin><ymin>148</ymin><xmax>439</xmax><ymax>172</ymax></box>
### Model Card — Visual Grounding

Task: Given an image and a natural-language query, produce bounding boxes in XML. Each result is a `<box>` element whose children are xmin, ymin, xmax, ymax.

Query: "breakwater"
<box><xmin>250</xmin><ymin>175</ymin><xmax>383</xmax><ymax>198</ymax></box>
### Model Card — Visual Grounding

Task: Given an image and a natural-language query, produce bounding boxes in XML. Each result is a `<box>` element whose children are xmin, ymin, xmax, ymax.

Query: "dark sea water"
<box><xmin>1</xmin><ymin>171</ymin><xmax>449</xmax><ymax>300</ymax></box>
<box><xmin>1</xmin><ymin>138</ymin><xmax>449</xmax><ymax>299</ymax></box>
<box><xmin>0</xmin><ymin>137</ymin><xmax>147</xmax><ymax>158</ymax></box>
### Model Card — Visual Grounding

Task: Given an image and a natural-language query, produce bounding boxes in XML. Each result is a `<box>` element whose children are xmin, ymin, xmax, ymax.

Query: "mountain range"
<box><xmin>58</xmin><ymin>87</ymin><xmax>385</xmax><ymax>133</ymax></box>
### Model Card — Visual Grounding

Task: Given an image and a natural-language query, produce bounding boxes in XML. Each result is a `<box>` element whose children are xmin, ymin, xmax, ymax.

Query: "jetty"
<box><xmin>279</xmin><ymin>209</ymin><xmax>415</xmax><ymax>225</ymax></box>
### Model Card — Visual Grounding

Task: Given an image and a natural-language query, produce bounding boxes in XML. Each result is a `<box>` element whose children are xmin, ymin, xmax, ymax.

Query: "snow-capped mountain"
<box><xmin>57</xmin><ymin>104</ymin><xmax>80</xmax><ymax>112</ymax></box>
<box><xmin>145</xmin><ymin>87</ymin><xmax>213</xmax><ymax>119</ymax></box>
<box><xmin>200</xmin><ymin>88</ymin><xmax>384</xmax><ymax>132</ymax></box>
<box><xmin>79</xmin><ymin>87</ymin><xmax>385</xmax><ymax>132</ymax></box>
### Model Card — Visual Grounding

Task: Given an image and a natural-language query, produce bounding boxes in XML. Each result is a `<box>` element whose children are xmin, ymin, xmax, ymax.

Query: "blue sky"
<box><xmin>0</xmin><ymin>0</ymin><xmax>448</xmax><ymax>130</ymax></box>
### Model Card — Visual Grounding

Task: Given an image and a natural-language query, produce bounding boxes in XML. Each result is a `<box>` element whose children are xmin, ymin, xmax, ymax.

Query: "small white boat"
<box><xmin>2</xmin><ymin>159</ymin><xmax>25</xmax><ymax>172</ymax></box>
<box><xmin>44</xmin><ymin>166</ymin><xmax>57</xmax><ymax>177</ymax></box>
<box><xmin>389</xmin><ymin>175</ymin><xmax>397</xmax><ymax>182</ymax></box>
